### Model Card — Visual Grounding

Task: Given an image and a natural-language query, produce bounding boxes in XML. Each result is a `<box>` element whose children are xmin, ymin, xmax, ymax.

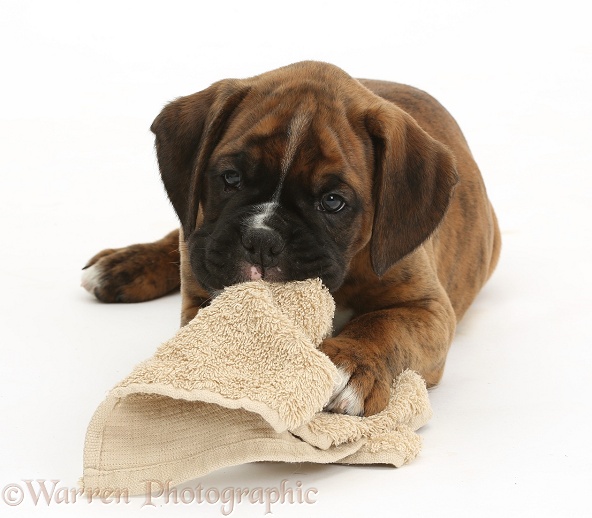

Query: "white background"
<box><xmin>1</xmin><ymin>0</ymin><xmax>591</xmax><ymax>516</ymax></box>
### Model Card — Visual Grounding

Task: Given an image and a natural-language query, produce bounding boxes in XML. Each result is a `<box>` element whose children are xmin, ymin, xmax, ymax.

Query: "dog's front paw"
<box><xmin>81</xmin><ymin>242</ymin><xmax>179</xmax><ymax>303</ymax></box>
<box><xmin>320</xmin><ymin>337</ymin><xmax>392</xmax><ymax>417</ymax></box>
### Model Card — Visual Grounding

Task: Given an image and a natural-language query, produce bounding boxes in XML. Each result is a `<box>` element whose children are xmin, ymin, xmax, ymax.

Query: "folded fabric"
<box><xmin>82</xmin><ymin>279</ymin><xmax>432</xmax><ymax>495</ymax></box>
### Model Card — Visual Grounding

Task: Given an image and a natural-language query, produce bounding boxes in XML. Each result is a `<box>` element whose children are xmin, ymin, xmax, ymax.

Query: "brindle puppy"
<box><xmin>82</xmin><ymin>61</ymin><xmax>501</xmax><ymax>417</ymax></box>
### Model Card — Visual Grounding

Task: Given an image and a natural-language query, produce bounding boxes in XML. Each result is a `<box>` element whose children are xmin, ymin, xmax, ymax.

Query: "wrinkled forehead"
<box><xmin>212</xmin><ymin>86</ymin><xmax>371</xmax><ymax>190</ymax></box>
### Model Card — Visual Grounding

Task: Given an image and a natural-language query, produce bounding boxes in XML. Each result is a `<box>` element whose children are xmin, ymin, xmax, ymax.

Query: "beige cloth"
<box><xmin>82</xmin><ymin>279</ymin><xmax>432</xmax><ymax>495</ymax></box>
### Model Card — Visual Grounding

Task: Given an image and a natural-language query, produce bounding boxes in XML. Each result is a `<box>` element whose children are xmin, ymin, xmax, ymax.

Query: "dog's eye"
<box><xmin>320</xmin><ymin>193</ymin><xmax>346</xmax><ymax>213</ymax></box>
<box><xmin>222</xmin><ymin>170</ymin><xmax>241</xmax><ymax>189</ymax></box>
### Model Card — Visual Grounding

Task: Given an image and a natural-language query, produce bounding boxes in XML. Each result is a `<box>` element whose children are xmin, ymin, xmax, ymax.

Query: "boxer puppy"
<box><xmin>82</xmin><ymin>61</ymin><xmax>501</xmax><ymax>417</ymax></box>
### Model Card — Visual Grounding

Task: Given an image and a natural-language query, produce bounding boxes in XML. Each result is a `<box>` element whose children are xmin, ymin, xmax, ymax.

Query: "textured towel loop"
<box><xmin>82</xmin><ymin>279</ymin><xmax>432</xmax><ymax>495</ymax></box>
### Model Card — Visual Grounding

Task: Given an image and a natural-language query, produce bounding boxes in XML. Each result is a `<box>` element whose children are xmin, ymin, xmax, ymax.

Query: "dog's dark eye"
<box><xmin>222</xmin><ymin>170</ymin><xmax>241</xmax><ymax>189</ymax></box>
<box><xmin>320</xmin><ymin>193</ymin><xmax>346</xmax><ymax>213</ymax></box>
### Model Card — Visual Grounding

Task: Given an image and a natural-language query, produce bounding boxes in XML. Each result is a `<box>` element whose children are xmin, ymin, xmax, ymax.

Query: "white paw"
<box><xmin>324</xmin><ymin>367</ymin><xmax>364</xmax><ymax>416</ymax></box>
<box><xmin>81</xmin><ymin>263</ymin><xmax>103</xmax><ymax>294</ymax></box>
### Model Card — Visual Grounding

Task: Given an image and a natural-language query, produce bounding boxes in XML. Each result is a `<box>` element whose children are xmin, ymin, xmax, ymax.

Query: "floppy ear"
<box><xmin>366</xmin><ymin>103</ymin><xmax>459</xmax><ymax>277</ymax></box>
<box><xmin>151</xmin><ymin>80</ymin><xmax>250</xmax><ymax>237</ymax></box>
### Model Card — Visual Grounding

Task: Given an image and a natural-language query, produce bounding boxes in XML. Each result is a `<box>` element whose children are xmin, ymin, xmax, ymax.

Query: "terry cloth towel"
<box><xmin>82</xmin><ymin>279</ymin><xmax>432</xmax><ymax>495</ymax></box>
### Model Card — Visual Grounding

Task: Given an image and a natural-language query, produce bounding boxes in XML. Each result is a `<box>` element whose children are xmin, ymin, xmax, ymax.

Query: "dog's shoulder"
<box><xmin>357</xmin><ymin>78</ymin><xmax>466</xmax><ymax>149</ymax></box>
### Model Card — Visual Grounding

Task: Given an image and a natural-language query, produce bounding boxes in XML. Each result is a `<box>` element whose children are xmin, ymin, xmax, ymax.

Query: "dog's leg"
<box><xmin>322</xmin><ymin>290</ymin><xmax>456</xmax><ymax>417</ymax></box>
<box><xmin>322</xmin><ymin>251</ymin><xmax>458</xmax><ymax>417</ymax></box>
<box><xmin>81</xmin><ymin>230</ymin><xmax>181</xmax><ymax>303</ymax></box>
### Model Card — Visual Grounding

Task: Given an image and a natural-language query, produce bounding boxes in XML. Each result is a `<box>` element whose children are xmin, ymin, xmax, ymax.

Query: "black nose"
<box><xmin>241</xmin><ymin>228</ymin><xmax>285</xmax><ymax>267</ymax></box>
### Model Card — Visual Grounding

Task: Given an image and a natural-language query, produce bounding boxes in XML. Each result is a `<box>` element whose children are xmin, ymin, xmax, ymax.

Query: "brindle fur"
<box><xmin>84</xmin><ymin>62</ymin><xmax>500</xmax><ymax>416</ymax></box>
<box><xmin>83</xmin><ymin>230</ymin><xmax>181</xmax><ymax>302</ymax></box>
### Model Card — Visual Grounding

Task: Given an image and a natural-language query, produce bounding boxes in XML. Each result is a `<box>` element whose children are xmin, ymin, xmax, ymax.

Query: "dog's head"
<box><xmin>151</xmin><ymin>61</ymin><xmax>458</xmax><ymax>293</ymax></box>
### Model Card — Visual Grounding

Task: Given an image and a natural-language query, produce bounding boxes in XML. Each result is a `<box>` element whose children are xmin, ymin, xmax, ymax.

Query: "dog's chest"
<box><xmin>332</xmin><ymin>305</ymin><xmax>355</xmax><ymax>336</ymax></box>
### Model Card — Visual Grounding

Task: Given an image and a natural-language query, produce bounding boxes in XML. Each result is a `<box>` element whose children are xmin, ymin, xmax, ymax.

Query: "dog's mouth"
<box><xmin>189</xmin><ymin>220</ymin><xmax>348</xmax><ymax>294</ymax></box>
<box><xmin>248</xmin><ymin>265</ymin><xmax>262</xmax><ymax>280</ymax></box>
<box><xmin>242</xmin><ymin>263</ymin><xmax>284</xmax><ymax>282</ymax></box>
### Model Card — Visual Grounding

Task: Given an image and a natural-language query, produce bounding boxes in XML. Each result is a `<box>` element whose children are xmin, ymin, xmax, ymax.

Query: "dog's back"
<box><xmin>360</xmin><ymin>79</ymin><xmax>501</xmax><ymax>319</ymax></box>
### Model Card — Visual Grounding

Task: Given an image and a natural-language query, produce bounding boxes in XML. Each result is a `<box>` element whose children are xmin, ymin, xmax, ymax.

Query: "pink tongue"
<box><xmin>250</xmin><ymin>266</ymin><xmax>263</xmax><ymax>280</ymax></box>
